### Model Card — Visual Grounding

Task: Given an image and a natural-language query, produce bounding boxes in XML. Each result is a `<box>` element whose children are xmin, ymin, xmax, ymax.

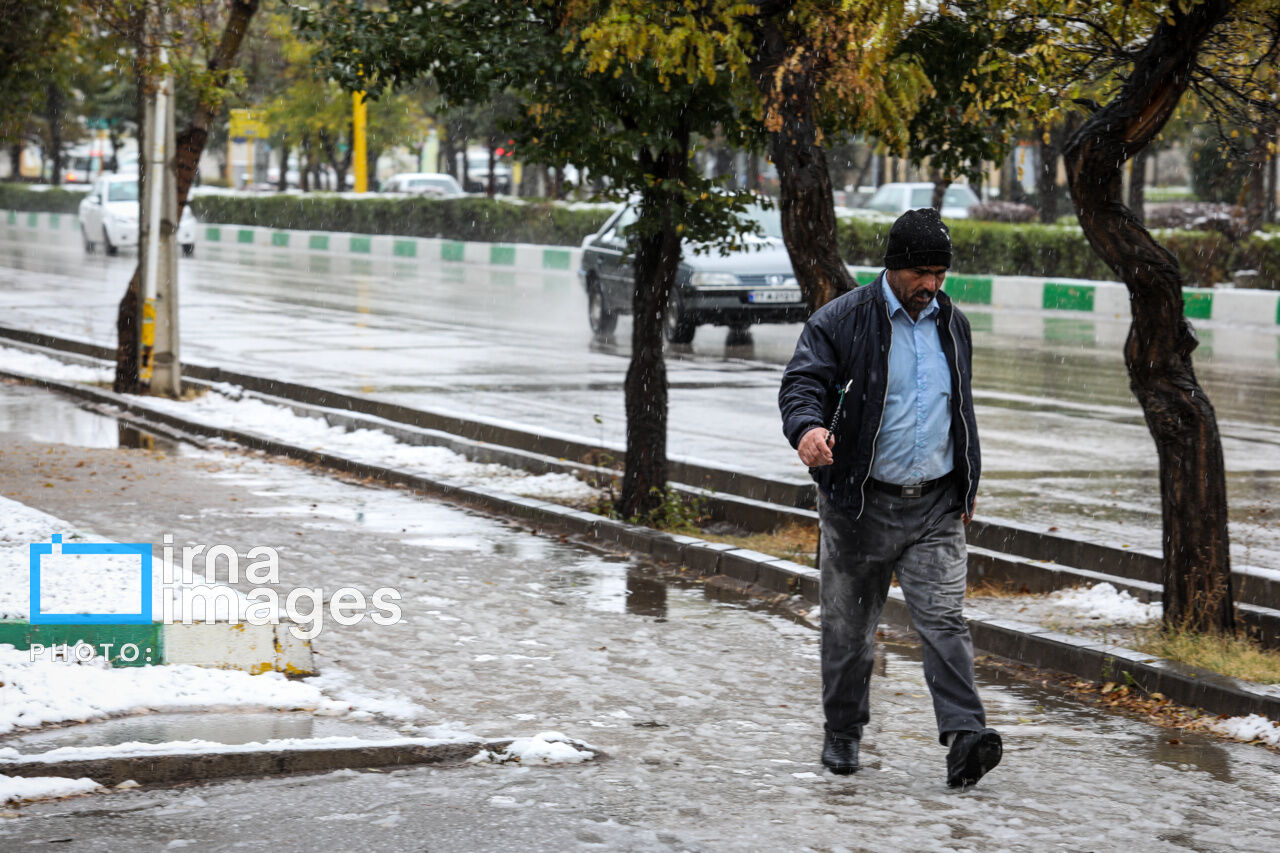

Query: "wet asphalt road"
<box><xmin>1</xmin><ymin>392</ymin><xmax>1279</xmax><ymax>852</ymax></box>
<box><xmin>1</xmin><ymin>227</ymin><xmax>1279</xmax><ymax>568</ymax></box>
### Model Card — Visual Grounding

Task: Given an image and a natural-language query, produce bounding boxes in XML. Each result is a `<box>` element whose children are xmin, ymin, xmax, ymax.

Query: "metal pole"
<box><xmin>139</xmin><ymin>43</ymin><xmax>167</xmax><ymax>387</ymax></box>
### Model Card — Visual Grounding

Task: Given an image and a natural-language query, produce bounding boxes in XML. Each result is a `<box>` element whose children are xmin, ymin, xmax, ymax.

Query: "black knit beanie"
<box><xmin>883</xmin><ymin>208</ymin><xmax>952</xmax><ymax>270</ymax></box>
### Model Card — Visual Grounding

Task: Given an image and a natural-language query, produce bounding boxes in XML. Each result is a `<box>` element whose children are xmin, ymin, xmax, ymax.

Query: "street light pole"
<box><xmin>139</xmin><ymin>20</ymin><xmax>181</xmax><ymax>398</ymax></box>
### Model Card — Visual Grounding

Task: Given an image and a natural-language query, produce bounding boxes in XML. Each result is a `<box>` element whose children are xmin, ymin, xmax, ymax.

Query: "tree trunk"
<box><xmin>486</xmin><ymin>143</ymin><xmax>496</xmax><ymax>197</ymax></box>
<box><xmin>751</xmin><ymin>9</ymin><xmax>854</xmax><ymax>312</ymax></box>
<box><xmin>277</xmin><ymin>139</ymin><xmax>290</xmax><ymax>192</ymax></box>
<box><xmin>930</xmin><ymin>170</ymin><xmax>949</xmax><ymax>211</ymax></box>
<box><xmin>45</xmin><ymin>82</ymin><xmax>64</xmax><ymax>186</ymax></box>
<box><xmin>746</xmin><ymin>151</ymin><xmax>761</xmax><ymax>191</ymax></box>
<box><xmin>1037</xmin><ymin>127</ymin><xmax>1060</xmax><ymax>223</ymax></box>
<box><xmin>1244</xmin><ymin>122</ymin><xmax>1276</xmax><ymax>233</ymax></box>
<box><xmin>616</xmin><ymin>146</ymin><xmax>686</xmax><ymax>520</ymax></box>
<box><xmin>1063</xmin><ymin>0</ymin><xmax>1234</xmax><ymax>635</ymax></box>
<box><xmin>1129</xmin><ymin>147</ymin><xmax>1148</xmax><ymax>226</ymax></box>
<box><xmin>115</xmin><ymin>0</ymin><xmax>259</xmax><ymax>393</ymax></box>
<box><xmin>7</xmin><ymin>144</ymin><xmax>19</xmax><ymax>179</ymax></box>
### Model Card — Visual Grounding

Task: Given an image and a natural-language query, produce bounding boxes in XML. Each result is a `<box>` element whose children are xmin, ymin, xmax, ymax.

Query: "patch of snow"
<box><xmin>0</xmin><ymin>644</ymin><xmax>350</xmax><ymax>736</ymax></box>
<box><xmin>0</xmin><ymin>773</ymin><xmax>101</xmax><ymax>803</ymax></box>
<box><xmin>125</xmin><ymin>383</ymin><xmax>600</xmax><ymax>503</ymax></box>
<box><xmin>1209</xmin><ymin>714</ymin><xmax>1280</xmax><ymax>747</ymax></box>
<box><xmin>0</xmin><ymin>346</ymin><xmax>113</xmax><ymax>384</ymax></box>
<box><xmin>469</xmin><ymin>731</ymin><xmax>596</xmax><ymax>765</ymax></box>
<box><xmin>1049</xmin><ymin>582</ymin><xmax>1161</xmax><ymax>625</ymax></box>
<box><xmin>3</xmin><ymin>734</ymin><xmax>478</xmax><ymax>764</ymax></box>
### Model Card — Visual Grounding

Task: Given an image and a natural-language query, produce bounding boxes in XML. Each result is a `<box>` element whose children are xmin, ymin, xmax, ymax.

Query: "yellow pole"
<box><xmin>353</xmin><ymin>91</ymin><xmax>368</xmax><ymax>192</ymax></box>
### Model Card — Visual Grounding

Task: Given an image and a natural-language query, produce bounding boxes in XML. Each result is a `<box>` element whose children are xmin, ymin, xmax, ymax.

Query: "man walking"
<box><xmin>778</xmin><ymin>208</ymin><xmax>1001</xmax><ymax>788</ymax></box>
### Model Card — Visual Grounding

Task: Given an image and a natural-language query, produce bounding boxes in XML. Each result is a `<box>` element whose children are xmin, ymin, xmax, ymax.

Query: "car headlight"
<box><xmin>689</xmin><ymin>272</ymin><xmax>741</xmax><ymax>286</ymax></box>
<box><xmin>783</xmin><ymin>277</ymin><xmax>797</xmax><ymax>288</ymax></box>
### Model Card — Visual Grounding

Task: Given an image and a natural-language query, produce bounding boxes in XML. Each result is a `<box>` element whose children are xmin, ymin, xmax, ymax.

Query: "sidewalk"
<box><xmin>2</xmin><ymin>386</ymin><xmax>1280</xmax><ymax>850</ymax></box>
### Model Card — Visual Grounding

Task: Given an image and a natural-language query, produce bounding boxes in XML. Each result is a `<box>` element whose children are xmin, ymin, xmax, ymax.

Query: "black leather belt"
<box><xmin>868</xmin><ymin>475</ymin><xmax>949</xmax><ymax>498</ymax></box>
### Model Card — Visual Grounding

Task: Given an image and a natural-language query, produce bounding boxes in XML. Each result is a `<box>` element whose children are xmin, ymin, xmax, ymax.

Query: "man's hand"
<box><xmin>963</xmin><ymin>498</ymin><xmax>977</xmax><ymax>527</ymax></box>
<box><xmin>798</xmin><ymin>427</ymin><xmax>835</xmax><ymax>467</ymax></box>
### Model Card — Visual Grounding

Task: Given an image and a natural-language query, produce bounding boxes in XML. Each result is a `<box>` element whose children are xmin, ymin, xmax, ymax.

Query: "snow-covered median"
<box><xmin>0</xmin><ymin>346</ymin><xmax>112</xmax><ymax>385</ymax></box>
<box><xmin>139</xmin><ymin>385</ymin><xmax>599</xmax><ymax>502</ymax></box>
<box><xmin>0</xmin><ymin>343</ymin><xmax>600</xmax><ymax>504</ymax></box>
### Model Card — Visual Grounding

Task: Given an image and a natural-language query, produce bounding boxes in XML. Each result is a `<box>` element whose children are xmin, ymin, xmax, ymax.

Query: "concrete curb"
<box><xmin>0</xmin><ymin>739</ymin><xmax>502</xmax><ymax>787</ymax></box>
<box><xmin>5</xmin><ymin>367</ymin><xmax>1278</xmax><ymax>721</ymax></box>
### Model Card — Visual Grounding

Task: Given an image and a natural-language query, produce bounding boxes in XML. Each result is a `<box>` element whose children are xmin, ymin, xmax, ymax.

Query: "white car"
<box><xmin>79</xmin><ymin>174</ymin><xmax>197</xmax><ymax>256</ymax></box>
<box><xmin>381</xmin><ymin>172</ymin><xmax>465</xmax><ymax>198</ymax></box>
<box><xmin>862</xmin><ymin>182</ymin><xmax>980</xmax><ymax>220</ymax></box>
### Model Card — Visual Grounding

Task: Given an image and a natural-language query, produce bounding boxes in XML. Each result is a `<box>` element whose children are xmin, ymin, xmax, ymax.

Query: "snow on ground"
<box><xmin>0</xmin><ymin>733</ymin><xmax>480</xmax><ymax>764</ymax></box>
<box><xmin>0</xmin><ymin>644</ymin><xmax>351</xmax><ymax>736</ymax></box>
<box><xmin>968</xmin><ymin>581</ymin><xmax>1161</xmax><ymax>633</ymax></box>
<box><xmin>469</xmin><ymin>731</ymin><xmax>597</xmax><ymax>766</ymax></box>
<box><xmin>1210</xmin><ymin>714</ymin><xmax>1280</xmax><ymax>747</ymax></box>
<box><xmin>0</xmin><ymin>347</ymin><xmax>113</xmax><ymax>385</ymax></box>
<box><xmin>0</xmin><ymin>495</ymin><xmax>251</xmax><ymax>621</ymax></box>
<box><xmin>0</xmin><ymin>344</ymin><xmax>600</xmax><ymax>504</ymax></box>
<box><xmin>1048</xmin><ymin>582</ymin><xmax>1162</xmax><ymax>625</ymax></box>
<box><xmin>135</xmin><ymin>383</ymin><xmax>600</xmax><ymax>502</ymax></box>
<box><xmin>0</xmin><ymin>774</ymin><xmax>101</xmax><ymax>804</ymax></box>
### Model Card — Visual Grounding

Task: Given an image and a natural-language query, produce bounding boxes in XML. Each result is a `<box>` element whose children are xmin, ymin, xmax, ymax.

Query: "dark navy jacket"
<box><xmin>778</xmin><ymin>273</ymin><xmax>980</xmax><ymax>519</ymax></box>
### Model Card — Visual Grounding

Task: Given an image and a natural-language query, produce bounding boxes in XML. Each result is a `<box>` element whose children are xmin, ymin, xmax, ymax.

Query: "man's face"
<box><xmin>888</xmin><ymin>266</ymin><xmax>948</xmax><ymax>317</ymax></box>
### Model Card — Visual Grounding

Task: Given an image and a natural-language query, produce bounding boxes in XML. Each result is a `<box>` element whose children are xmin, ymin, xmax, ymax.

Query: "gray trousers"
<box><xmin>818</xmin><ymin>482</ymin><xmax>986</xmax><ymax>744</ymax></box>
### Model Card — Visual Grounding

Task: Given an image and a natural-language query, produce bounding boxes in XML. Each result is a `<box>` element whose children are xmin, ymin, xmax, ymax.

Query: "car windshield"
<box><xmin>107</xmin><ymin>181</ymin><xmax>139</xmax><ymax>202</ymax></box>
<box><xmin>910</xmin><ymin>188</ymin><xmax>934</xmax><ymax>207</ymax></box>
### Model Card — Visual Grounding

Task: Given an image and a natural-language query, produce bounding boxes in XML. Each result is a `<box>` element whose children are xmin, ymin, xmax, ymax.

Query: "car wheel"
<box><xmin>182</xmin><ymin>243</ymin><xmax>195</xmax><ymax>257</ymax></box>
<box><xmin>587</xmin><ymin>279</ymin><xmax>618</xmax><ymax>335</ymax></box>
<box><xmin>663</xmin><ymin>291</ymin><xmax>696</xmax><ymax>344</ymax></box>
<box><xmin>81</xmin><ymin>226</ymin><xmax>96</xmax><ymax>254</ymax></box>
<box><xmin>103</xmin><ymin>226</ymin><xmax>118</xmax><ymax>256</ymax></box>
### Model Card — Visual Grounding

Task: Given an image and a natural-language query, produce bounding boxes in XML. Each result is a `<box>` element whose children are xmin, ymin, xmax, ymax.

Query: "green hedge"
<box><xmin>838</xmin><ymin>217</ymin><xmax>1231</xmax><ymax>288</ymax></box>
<box><xmin>0</xmin><ymin>183</ymin><xmax>87</xmax><ymax>214</ymax></box>
<box><xmin>188</xmin><ymin>193</ymin><xmax>611</xmax><ymax>246</ymax></box>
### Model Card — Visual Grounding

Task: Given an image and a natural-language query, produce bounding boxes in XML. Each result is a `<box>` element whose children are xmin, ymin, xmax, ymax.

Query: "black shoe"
<box><xmin>821</xmin><ymin>732</ymin><xmax>860</xmax><ymax>775</ymax></box>
<box><xmin>946</xmin><ymin>728</ymin><xmax>1002</xmax><ymax>788</ymax></box>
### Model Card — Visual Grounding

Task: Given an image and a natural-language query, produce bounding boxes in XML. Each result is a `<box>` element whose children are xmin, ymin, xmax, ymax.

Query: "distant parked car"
<box><xmin>79</xmin><ymin>174</ymin><xmax>197</xmax><ymax>257</ymax></box>
<box><xmin>381</xmin><ymin>172</ymin><xmax>465</xmax><ymax>198</ymax></box>
<box><xmin>463</xmin><ymin>153</ymin><xmax>513</xmax><ymax>194</ymax></box>
<box><xmin>579</xmin><ymin>202</ymin><xmax>807</xmax><ymax>343</ymax></box>
<box><xmin>862</xmin><ymin>182</ymin><xmax>980</xmax><ymax>220</ymax></box>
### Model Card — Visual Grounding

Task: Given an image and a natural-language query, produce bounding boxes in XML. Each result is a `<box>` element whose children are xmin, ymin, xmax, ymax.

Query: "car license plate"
<box><xmin>748</xmin><ymin>288</ymin><xmax>801</xmax><ymax>303</ymax></box>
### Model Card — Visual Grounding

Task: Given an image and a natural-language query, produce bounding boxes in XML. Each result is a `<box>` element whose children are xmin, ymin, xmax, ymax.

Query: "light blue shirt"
<box><xmin>870</xmin><ymin>276</ymin><xmax>955</xmax><ymax>485</ymax></box>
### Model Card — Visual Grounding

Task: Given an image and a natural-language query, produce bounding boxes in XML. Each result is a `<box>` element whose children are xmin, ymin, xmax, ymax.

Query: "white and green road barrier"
<box><xmin>5</xmin><ymin>208</ymin><xmax>1280</xmax><ymax>327</ymax></box>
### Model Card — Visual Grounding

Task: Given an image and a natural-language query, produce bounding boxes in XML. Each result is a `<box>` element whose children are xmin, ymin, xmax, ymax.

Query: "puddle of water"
<box><xmin>0</xmin><ymin>382</ymin><xmax>183</xmax><ymax>452</ymax></box>
<box><xmin>0</xmin><ymin>711</ymin><xmax>401</xmax><ymax>754</ymax></box>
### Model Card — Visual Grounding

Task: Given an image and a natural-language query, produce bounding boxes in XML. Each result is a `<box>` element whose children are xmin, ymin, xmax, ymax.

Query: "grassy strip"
<box><xmin>1135</xmin><ymin>628</ymin><xmax>1280</xmax><ymax>685</ymax></box>
<box><xmin>695</xmin><ymin>521</ymin><xmax>818</xmax><ymax>567</ymax></box>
